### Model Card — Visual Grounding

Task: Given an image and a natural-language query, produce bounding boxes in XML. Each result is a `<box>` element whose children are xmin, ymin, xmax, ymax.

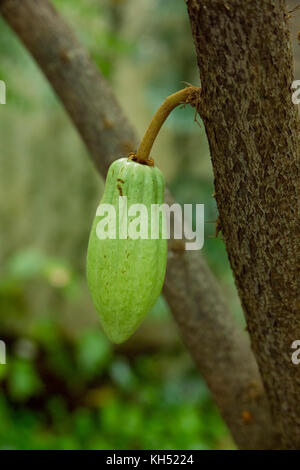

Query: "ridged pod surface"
<box><xmin>87</xmin><ymin>157</ymin><xmax>167</xmax><ymax>343</ymax></box>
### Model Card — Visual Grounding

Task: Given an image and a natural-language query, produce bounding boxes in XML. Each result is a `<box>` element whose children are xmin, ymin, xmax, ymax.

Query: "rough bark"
<box><xmin>187</xmin><ymin>0</ymin><xmax>300</xmax><ymax>448</ymax></box>
<box><xmin>0</xmin><ymin>0</ymin><xmax>280</xmax><ymax>448</ymax></box>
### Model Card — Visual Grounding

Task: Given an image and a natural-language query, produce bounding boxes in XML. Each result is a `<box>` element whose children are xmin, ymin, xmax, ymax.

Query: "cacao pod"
<box><xmin>86</xmin><ymin>157</ymin><xmax>167</xmax><ymax>343</ymax></box>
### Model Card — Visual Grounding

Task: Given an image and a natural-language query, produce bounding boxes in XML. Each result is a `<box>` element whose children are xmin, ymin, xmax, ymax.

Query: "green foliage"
<box><xmin>0</xmin><ymin>248</ymin><xmax>232</xmax><ymax>450</ymax></box>
<box><xmin>8</xmin><ymin>358</ymin><xmax>43</xmax><ymax>402</ymax></box>
<box><xmin>52</xmin><ymin>0</ymin><xmax>133</xmax><ymax>78</ymax></box>
<box><xmin>76</xmin><ymin>330</ymin><xmax>112</xmax><ymax>379</ymax></box>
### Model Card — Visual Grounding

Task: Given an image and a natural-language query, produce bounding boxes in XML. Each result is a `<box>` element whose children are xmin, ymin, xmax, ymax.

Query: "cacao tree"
<box><xmin>0</xmin><ymin>0</ymin><xmax>299</xmax><ymax>449</ymax></box>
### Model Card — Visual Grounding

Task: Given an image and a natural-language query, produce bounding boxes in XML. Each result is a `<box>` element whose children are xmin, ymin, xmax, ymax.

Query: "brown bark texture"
<box><xmin>0</xmin><ymin>0</ymin><xmax>281</xmax><ymax>449</ymax></box>
<box><xmin>186</xmin><ymin>0</ymin><xmax>300</xmax><ymax>448</ymax></box>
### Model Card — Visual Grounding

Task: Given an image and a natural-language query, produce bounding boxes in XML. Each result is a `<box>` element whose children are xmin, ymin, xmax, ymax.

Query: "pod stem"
<box><xmin>132</xmin><ymin>86</ymin><xmax>201</xmax><ymax>165</ymax></box>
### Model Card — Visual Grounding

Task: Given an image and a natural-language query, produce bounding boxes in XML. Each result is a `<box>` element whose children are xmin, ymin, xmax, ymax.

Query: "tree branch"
<box><xmin>0</xmin><ymin>0</ymin><xmax>279</xmax><ymax>448</ymax></box>
<box><xmin>186</xmin><ymin>0</ymin><xmax>300</xmax><ymax>448</ymax></box>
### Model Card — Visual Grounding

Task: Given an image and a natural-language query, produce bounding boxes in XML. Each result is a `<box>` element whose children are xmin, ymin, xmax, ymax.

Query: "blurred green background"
<box><xmin>0</xmin><ymin>0</ymin><xmax>299</xmax><ymax>451</ymax></box>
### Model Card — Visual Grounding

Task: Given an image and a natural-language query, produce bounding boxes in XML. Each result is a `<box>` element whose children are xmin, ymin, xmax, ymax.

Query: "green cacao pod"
<box><xmin>86</xmin><ymin>157</ymin><xmax>167</xmax><ymax>343</ymax></box>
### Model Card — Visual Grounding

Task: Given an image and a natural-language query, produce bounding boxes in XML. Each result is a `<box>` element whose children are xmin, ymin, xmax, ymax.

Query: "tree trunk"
<box><xmin>187</xmin><ymin>0</ymin><xmax>300</xmax><ymax>448</ymax></box>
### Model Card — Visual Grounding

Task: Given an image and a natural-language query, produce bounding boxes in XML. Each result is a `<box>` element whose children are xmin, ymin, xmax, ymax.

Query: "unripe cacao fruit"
<box><xmin>86</xmin><ymin>157</ymin><xmax>167</xmax><ymax>343</ymax></box>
